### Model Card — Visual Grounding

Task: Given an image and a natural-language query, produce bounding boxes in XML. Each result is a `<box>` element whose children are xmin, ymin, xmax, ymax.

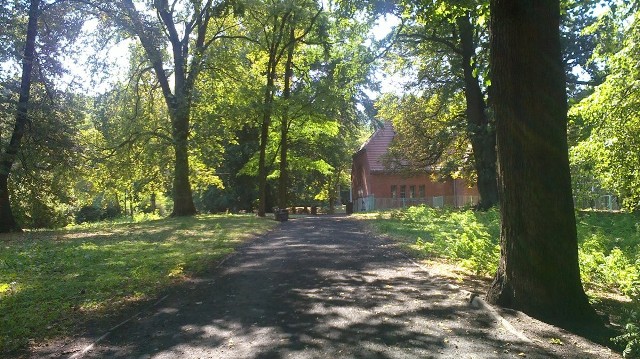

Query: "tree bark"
<box><xmin>457</xmin><ymin>13</ymin><xmax>498</xmax><ymax>210</ymax></box>
<box><xmin>150</xmin><ymin>193</ymin><xmax>157</xmax><ymax>212</ymax></box>
<box><xmin>257</xmin><ymin>55</ymin><xmax>277</xmax><ymax>217</ymax></box>
<box><xmin>486</xmin><ymin>0</ymin><xmax>601</xmax><ymax>331</ymax></box>
<box><xmin>278</xmin><ymin>29</ymin><xmax>295</xmax><ymax>210</ymax></box>
<box><xmin>0</xmin><ymin>0</ymin><xmax>40</xmax><ymax>233</ymax></box>
<box><xmin>170</xmin><ymin>103</ymin><xmax>196</xmax><ymax>216</ymax></box>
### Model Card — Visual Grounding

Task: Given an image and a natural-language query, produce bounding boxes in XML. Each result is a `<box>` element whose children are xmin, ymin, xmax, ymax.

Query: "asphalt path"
<box><xmin>65</xmin><ymin>215</ymin><xmax>603</xmax><ymax>358</ymax></box>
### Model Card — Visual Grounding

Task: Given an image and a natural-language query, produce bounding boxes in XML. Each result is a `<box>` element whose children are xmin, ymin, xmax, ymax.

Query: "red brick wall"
<box><xmin>351</xmin><ymin>149</ymin><xmax>480</xmax><ymax>204</ymax></box>
<box><xmin>368</xmin><ymin>173</ymin><xmax>478</xmax><ymax>198</ymax></box>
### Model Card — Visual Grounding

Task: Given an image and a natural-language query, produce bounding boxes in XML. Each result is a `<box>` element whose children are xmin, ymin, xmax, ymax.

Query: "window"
<box><xmin>391</xmin><ymin>185</ymin><xmax>397</xmax><ymax>199</ymax></box>
<box><xmin>400</xmin><ymin>185</ymin><xmax>406</xmax><ymax>198</ymax></box>
<box><xmin>419</xmin><ymin>185</ymin><xmax>426</xmax><ymax>198</ymax></box>
<box><xmin>409</xmin><ymin>185</ymin><xmax>416</xmax><ymax>198</ymax></box>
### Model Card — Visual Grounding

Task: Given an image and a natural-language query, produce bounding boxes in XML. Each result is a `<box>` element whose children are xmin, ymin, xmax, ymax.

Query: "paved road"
<box><xmin>67</xmin><ymin>216</ymin><xmax>594</xmax><ymax>358</ymax></box>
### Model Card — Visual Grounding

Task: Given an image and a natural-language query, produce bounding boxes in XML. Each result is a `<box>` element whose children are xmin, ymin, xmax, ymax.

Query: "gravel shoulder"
<box><xmin>33</xmin><ymin>215</ymin><xmax>620</xmax><ymax>359</ymax></box>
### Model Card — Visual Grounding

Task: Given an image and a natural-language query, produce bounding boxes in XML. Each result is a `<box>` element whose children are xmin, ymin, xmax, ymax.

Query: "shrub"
<box><xmin>75</xmin><ymin>205</ymin><xmax>103</xmax><ymax>224</ymax></box>
<box><xmin>576</xmin><ymin>212</ymin><xmax>640</xmax><ymax>297</ymax></box>
<box><xmin>74</xmin><ymin>203</ymin><xmax>123</xmax><ymax>224</ymax></box>
<box><xmin>101</xmin><ymin>203</ymin><xmax>122</xmax><ymax>220</ymax></box>
<box><xmin>389</xmin><ymin>206</ymin><xmax>500</xmax><ymax>275</ymax></box>
<box><xmin>614</xmin><ymin>309</ymin><xmax>640</xmax><ymax>359</ymax></box>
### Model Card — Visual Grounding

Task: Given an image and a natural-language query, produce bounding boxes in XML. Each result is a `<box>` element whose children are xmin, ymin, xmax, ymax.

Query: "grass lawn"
<box><xmin>0</xmin><ymin>214</ymin><xmax>276</xmax><ymax>355</ymax></box>
<box><xmin>355</xmin><ymin>206</ymin><xmax>640</xmax><ymax>357</ymax></box>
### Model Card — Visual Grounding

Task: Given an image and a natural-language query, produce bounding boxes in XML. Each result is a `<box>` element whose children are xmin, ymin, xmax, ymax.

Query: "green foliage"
<box><xmin>75</xmin><ymin>203</ymin><xmax>123</xmax><ymax>224</ymax></box>
<box><xmin>569</xmin><ymin>10</ymin><xmax>640</xmax><ymax>210</ymax></box>
<box><xmin>374</xmin><ymin>206</ymin><xmax>500</xmax><ymax>275</ymax></box>
<box><xmin>575</xmin><ymin>212</ymin><xmax>640</xmax><ymax>298</ymax></box>
<box><xmin>368</xmin><ymin>208</ymin><xmax>640</xmax><ymax>296</ymax></box>
<box><xmin>0</xmin><ymin>214</ymin><xmax>275</xmax><ymax>355</ymax></box>
<box><xmin>614</xmin><ymin>310</ymin><xmax>640</xmax><ymax>358</ymax></box>
<box><xmin>377</xmin><ymin>92</ymin><xmax>473</xmax><ymax>181</ymax></box>
<box><xmin>6</xmin><ymin>85</ymin><xmax>86</xmax><ymax>229</ymax></box>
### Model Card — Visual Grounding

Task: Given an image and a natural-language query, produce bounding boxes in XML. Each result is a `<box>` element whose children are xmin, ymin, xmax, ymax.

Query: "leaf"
<box><xmin>549</xmin><ymin>338</ymin><xmax>564</xmax><ymax>345</ymax></box>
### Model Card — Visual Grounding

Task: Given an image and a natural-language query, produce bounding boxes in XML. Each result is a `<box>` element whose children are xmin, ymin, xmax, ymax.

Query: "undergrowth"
<box><xmin>382</xmin><ymin>206</ymin><xmax>500</xmax><ymax>275</ymax></box>
<box><xmin>359</xmin><ymin>206</ymin><xmax>640</xmax><ymax>357</ymax></box>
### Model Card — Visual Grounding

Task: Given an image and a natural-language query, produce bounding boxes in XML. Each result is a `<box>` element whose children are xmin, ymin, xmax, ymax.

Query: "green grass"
<box><xmin>356</xmin><ymin>206</ymin><xmax>640</xmax><ymax>357</ymax></box>
<box><xmin>576</xmin><ymin>211</ymin><xmax>640</xmax><ymax>297</ymax></box>
<box><xmin>358</xmin><ymin>206</ymin><xmax>501</xmax><ymax>275</ymax></box>
<box><xmin>0</xmin><ymin>214</ymin><xmax>275</xmax><ymax>355</ymax></box>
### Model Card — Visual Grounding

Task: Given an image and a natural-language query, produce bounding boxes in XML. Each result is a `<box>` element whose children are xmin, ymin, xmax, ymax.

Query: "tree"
<box><xmin>0</xmin><ymin>0</ymin><xmax>88</xmax><ymax>231</ymax></box>
<box><xmin>94</xmin><ymin>0</ymin><xmax>240</xmax><ymax>216</ymax></box>
<box><xmin>486</xmin><ymin>0</ymin><xmax>602</xmax><ymax>331</ymax></box>
<box><xmin>269</xmin><ymin>3</ymin><xmax>374</xmax><ymax>211</ymax></box>
<box><xmin>277</xmin><ymin>28</ymin><xmax>295</xmax><ymax>210</ymax></box>
<box><xmin>569</xmin><ymin>6</ymin><xmax>640</xmax><ymax>211</ymax></box>
<box><xmin>238</xmin><ymin>0</ymin><xmax>322</xmax><ymax>216</ymax></box>
<box><xmin>380</xmin><ymin>1</ymin><xmax>499</xmax><ymax>209</ymax></box>
<box><xmin>377</xmin><ymin>92</ymin><xmax>472</xmax><ymax>182</ymax></box>
<box><xmin>0</xmin><ymin>0</ymin><xmax>40</xmax><ymax>232</ymax></box>
<box><xmin>80</xmin><ymin>52</ymin><xmax>176</xmax><ymax>217</ymax></box>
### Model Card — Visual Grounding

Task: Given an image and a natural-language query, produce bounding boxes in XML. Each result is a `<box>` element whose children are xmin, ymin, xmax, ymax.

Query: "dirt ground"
<box><xmin>31</xmin><ymin>215</ymin><xmax>621</xmax><ymax>358</ymax></box>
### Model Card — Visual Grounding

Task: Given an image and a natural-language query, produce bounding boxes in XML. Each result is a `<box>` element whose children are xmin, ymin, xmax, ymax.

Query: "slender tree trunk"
<box><xmin>150</xmin><ymin>193</ymin><xmax>157</xmax><ymax>212</ymax></box>
<box><xmin>115</xmin><ymin>193</ymin><xmax>121</xmax><ymax>214</ymax></box>
<box><xmin>129</xmin><ymin>190</ymin><xmax>134</xmax><ymax>217</ymax></box>
<box><xmin>0</xmin><ymin>0</ymin><xmax>40</xmax><ymax>233</ymax></box>
<box><xmin>258</xmin><ymin>56</ymin><xmax>277</xmax><ymax>217</ymax></box>
<box><xmin>457</xmin><ymin>13</ymin><xmax>498</xmax><ymax>210</ymax></box>
<box><xmin>486</xmin><ymin>0</ymin><xmax>601</xmax><ymax>332</ymax></box>
<box><xmin>278</xmin><ymin>30</ymin><xmax>295</xmax><ymax>210</ymax></box>
<box><xmin>328</xmin><ymin>175</ymin><xmax>336</xmax><ymax>214</ymax></box>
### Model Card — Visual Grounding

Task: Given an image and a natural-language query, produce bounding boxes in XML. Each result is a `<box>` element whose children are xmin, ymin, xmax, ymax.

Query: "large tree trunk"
<box><xmin>278</xmin><ymin>30</ymin><xmax>295</xmax><ymax>210</ymax></box>
<box><xmin>170</xmin><ymin>106</ymin><xmax>196</xmax><ymax>216</ymax></box>
<box><xmin>0</xmin><ymin>176</ymin><xmax>20</xmax><ymax>232</ymax></box>
<box><xmin>457</xmin><ymin>13</ymin><xmax>498</xmax><ymax>211</ymax></box>
<box><xmin>258</xmin><ymin>56</ymin><xmax>277</xmax><ymax>217</ymax></box>
<box><xmin>486</xmin><ymin>0</ymin><xmax>601</xmax><ymax>331</ymax></box>
<box><xmin>0</xmin><ymin>0</ymin><xmax>40</xmax><ymax>233</ymax></box>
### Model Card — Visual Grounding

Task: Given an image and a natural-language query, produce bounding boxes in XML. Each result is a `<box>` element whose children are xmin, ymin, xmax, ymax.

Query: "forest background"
<box><xmin>1</xmin><ymin>0</ymin><xmax>638</xmax><ymax>228</ymax></box>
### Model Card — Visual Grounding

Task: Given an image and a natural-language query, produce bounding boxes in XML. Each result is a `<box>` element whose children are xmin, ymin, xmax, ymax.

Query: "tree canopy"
<box><xmin>0</xmin><ymin>0</ymin><xmax>381</xmax><ymax>227</ymax></box>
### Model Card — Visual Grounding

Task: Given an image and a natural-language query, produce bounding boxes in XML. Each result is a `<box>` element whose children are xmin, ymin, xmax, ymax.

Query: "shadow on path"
<box><xmin>48</xmin><ymin>216</ymin><xmax>596</xmax><ymax>358</ymax></box>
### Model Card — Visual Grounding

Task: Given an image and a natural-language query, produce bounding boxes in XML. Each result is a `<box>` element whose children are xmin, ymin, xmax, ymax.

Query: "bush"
<box><xmin>101</xmin><ymin>203</ymin><xmax>121</xmax><ymax>220</ymax></box>
<box><xmin>385</xmin><ymin>206</ymin><xmax>500</xmax><ymax>275</ymax></box>
<box><xmin>75</xmin><ymin>203</ymin><xmax>123</xmax><ymax>224</ymax></box>
<box><xmin>614</xmin><ymin>309</ymin><xmax>640</xmax><ymax>359</ymax></box>
<box><xmin>75</xmin><ymin>205</ymin><xmax>103</xmax><ymax>224</ymax></box>
<box><xmin>576</xmin><ymin>212</ymin><xmax>640</xmax><ymax>297</ymax></box>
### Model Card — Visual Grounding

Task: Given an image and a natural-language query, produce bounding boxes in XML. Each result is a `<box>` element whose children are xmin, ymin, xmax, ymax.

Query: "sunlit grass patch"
<box><xmin>0</xmin><ymin>214</ymin><xmax>275</xmax><ymax>355</ymax></box>
<box><xmin>355</xmin><ymin>206</ymin><xmax>500</xmax><ymax>275</ymax></box>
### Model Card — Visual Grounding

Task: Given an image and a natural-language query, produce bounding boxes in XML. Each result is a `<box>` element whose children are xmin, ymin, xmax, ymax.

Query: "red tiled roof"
<box><xmin>357</xmin><ymin>122</ymin><xmax>395</xmax><ymax>172</ymax></box>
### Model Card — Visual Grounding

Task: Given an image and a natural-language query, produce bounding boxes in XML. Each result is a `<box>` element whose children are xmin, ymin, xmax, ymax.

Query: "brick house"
<box><xmin>351</xmin><ymin>122</ymin><xmax>479</xmax><ymax>211</ymax></box>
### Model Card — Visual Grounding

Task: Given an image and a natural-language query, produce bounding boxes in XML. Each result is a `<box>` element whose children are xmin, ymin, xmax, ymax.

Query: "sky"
<box><xmin>367</xmin><ymin>14</ymin><xmax>408</xmax><ymax>97</ymax></box>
